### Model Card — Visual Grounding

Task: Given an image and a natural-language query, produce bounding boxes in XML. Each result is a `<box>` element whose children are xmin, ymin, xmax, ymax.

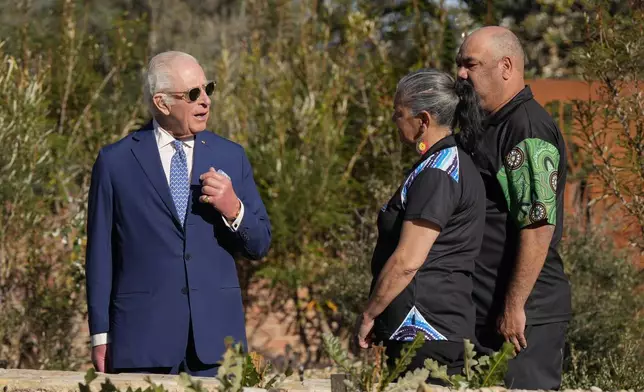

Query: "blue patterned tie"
<box><xmin>170</xmin><ymin>140</ymin><xmax>190</xmax><ymax>226</ymax></box>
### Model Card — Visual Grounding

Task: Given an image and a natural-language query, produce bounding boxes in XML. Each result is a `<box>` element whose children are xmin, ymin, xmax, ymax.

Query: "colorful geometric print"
<box><xmin>390</xmin><ymin>306</ymin><xmax>447</xmax><ymax>342</ymax></box>
<box><xmin>401</xmin><ymin>146</ymin><xmax>460</xmax><ymax>207</ymax></box>
<box><xmin>496</xmin><ymin>138</ymin><xmax>560</xmax><ymax>229</ymax></box>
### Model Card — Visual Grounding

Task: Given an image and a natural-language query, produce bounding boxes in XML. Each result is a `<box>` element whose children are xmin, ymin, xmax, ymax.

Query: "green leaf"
<box><xmin>474</xmin><ymin>355</ymin><xmax>490</xmax><ymax>374</ymax></box>
<box><xmin>84</xmin><ymin>368</ymin><xmax>98</xmax><ymax>384</ymax></box>
<box><xmin>379</xmin><ymin>334</ymin><xmax>425</xmax><ymax>392</ymax></box>
<box><xmin>480</xmin><ymin>341</ymin><xmax>516</xmax><ymax>387</ymax></box>
<box><xmin>215</xmin><ymin>341</ymin><xmax>246</xmax><ymax>392</ymax></box>
<box><xmin>284</xmin><ymin>363</ymin><xmax>294</xmax><ymax>378</ymax></box>
<box><xmin>242</xmin><ymin>354</ymin><xmax>262</xmax><ymax>387</ymax></box>
<box><xmin>422</xmin><ymin>358</ymin><xmax>452</xmax><ymax>387</ymax></box>
<box><xmin>383</xmin><ymin>368</ymin><xmax>429</xmax><ymax>392</ymax></box>
<box><xmin>462</xmin><ymin>339</ymin><xmax>478</xmax><ymax>382</ymax></box>
<box><xmin>322</xmin><ymin>333</ymin><xmax>359</xmax><ymax>379</ymax></box>
<box><xmin>450</xmin><ymin>375</ymin><xmax>470</xmax><ymax>389</ymax></box>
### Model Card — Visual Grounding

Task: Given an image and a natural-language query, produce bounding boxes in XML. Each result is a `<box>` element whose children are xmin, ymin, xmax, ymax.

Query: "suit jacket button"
<box><xmin>181</xmin><ymin>287</ymin><xmax>188</xmax><ymax>295</ymax></box>
<box><xmin>185</xmin><ymin>253</ymin><xmax>192</xmax><ymax>261</ymax></box>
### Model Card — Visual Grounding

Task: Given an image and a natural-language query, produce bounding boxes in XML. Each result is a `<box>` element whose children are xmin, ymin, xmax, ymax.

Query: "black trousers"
<box><xmin>385</xmin><ymin>340</ymin><xmax>465</xmax><ymax>386</ymax></box>
<box><xmin>476</xmin><ymin>321</ymin><xmax>568</xmax><ymax>390</ymax></box>
<box><xmin>112</xmin><ymin>322</ymin><xmax>220</xmax><ymax>377</ymax></box>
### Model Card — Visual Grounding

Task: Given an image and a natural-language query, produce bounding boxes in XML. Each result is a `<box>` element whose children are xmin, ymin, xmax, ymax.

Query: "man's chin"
<box><xmin>190</xmin><ymin>124</ymin><xmax>208</xmax><ymax>134</ymax></box>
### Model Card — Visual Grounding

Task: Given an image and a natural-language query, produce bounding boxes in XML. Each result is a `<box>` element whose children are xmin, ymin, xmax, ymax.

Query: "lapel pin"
<box><xmin>201</xmin><ymin>140</ymin><xmax>206</xmax><ymax>144</ymax></box>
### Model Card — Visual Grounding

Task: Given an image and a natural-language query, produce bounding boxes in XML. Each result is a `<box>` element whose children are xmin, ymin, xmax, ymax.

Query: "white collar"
<box><xmin>153</xmin><ymin>120</ymin><xmax>195</xmax><ymax>149</ymax></box>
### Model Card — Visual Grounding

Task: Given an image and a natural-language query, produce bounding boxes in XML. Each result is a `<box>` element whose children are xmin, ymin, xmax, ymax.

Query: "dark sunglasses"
<box><xmin>166</xmin><ymin>81</ymin><xmax>216</xmax><ymax>102</ymax></box>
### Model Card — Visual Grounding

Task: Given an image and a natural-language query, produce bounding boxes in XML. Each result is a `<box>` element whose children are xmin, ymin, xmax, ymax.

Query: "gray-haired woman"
<box><xmin>356</xmin><ymin>69</ymin><xmax>486</xmax><ymax>382</ymax></box>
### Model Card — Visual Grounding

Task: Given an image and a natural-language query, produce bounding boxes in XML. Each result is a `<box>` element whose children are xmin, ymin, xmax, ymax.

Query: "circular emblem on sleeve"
<box><xmin>549</xmin><ymin>171</ymin><xmax>558</xmax><ymax>192</ymax></box>
<box><xmin>506</xmin><ymin>147</ymin><xmax>524</xmax><ymax>170</ymax></box>
<box><xmin>529</xmin><ymin>202</ymin><xmax>547</xmax><ymax>223</ymax></box>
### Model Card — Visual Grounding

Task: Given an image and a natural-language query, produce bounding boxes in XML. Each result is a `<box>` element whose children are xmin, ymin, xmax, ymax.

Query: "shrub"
<box><xmin>322</xmin><ymin>333</ymin><xmax>515</xmax><ymax>391</ymax></box>
<box><xmin>78</xmin><ymin>338</ymin><xmax>292</xmax><ymax>392</ymax></box>
<box><xmin>0</xmin><ymin>1</ymin><xmax>147</xmax><ymax>369</ymax></box>
<box><xmin>561</xmin><ymin>224</ymin><xmax>644</xmax><ymax>390</ymax></box>
<box><xmin>0</xmin><ymin>50</ymin><xmax>85</xmax><ymax>369</ymax></box>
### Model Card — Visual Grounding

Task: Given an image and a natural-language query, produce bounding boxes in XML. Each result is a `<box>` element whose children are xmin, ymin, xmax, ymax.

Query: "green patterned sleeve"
<box><xmin>496</xmin><ymin>138</ymin><xmax>560</xmax><ymax>228</ymax></box>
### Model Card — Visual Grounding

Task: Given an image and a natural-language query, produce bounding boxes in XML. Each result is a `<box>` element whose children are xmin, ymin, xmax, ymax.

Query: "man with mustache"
<box><xmin>456</xmin><ymin>27</ymin><xmax>571</xmax><ymax>390</ymax></box>
<box><xmin>85</xmin><ymin>51</ymin><xmax>271</xmax><ymax>376</ymax></box>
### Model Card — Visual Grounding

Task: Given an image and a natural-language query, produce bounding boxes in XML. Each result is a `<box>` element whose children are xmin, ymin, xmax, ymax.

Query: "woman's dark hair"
<box><xmin>394</xmin><ymin>69</ymin><xmax>484</xmax><ymax>156</ymax></box>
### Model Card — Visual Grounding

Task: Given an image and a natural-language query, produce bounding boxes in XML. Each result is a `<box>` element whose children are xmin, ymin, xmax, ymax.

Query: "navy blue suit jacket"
<box><xmin>85</xmin><ymin>124</ymin><xmax>271</xmax><ymax>369</ymax></box>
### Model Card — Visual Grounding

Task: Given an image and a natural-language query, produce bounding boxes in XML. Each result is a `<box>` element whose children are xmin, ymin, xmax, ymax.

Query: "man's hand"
<box><xmin>199</xmin><ymin>167</ymin><xmax>241</xmax><ymax>221</ymax></box>
<box><xmin>355</xmin><ymin>313</ymin><xmax>375</xmax><ymax>350</ymax></box>
<box><xmin>91</xmin><ymin>344</ymin><xmax>109</xmax><ymax>373</ymax></box>
<box><xmin>498</xmin><ymin>306</ymin><xmax>527</xmax><ymax>353</ymax></box>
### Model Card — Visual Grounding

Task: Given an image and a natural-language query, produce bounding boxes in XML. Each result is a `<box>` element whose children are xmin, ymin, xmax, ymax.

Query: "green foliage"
<box><xmin>570</xmin><ymin>0</ymin><xmax>644</xmax><ymax>253</ymax></box>
<box><xmin>0</xmin><ymin>47</ymin><xmax>85</xmax><ymax>370</ymax></box>
<box><xmin>210</xmin><ymin>1</ymin><xmax>412</xmax><ymax>354</ymax></box>
<box><xmin>322</xmin><ymin>333</ymin><xmax>514</xmax><ymax>391</ymax></box>
<box><xmin>216</xmin><ymin>337</ymin><xmax>293</xmax><ymax>392</ymax></box>
<box><xmin>560</xmin><ymin>6</ymin><xmax>644</xmax><ymax>387</ymax></box>
<box><xmin>0</xmin><ymin>0</ymin><xmax>148</xmax><ymax>370</ymax></box>
<box><xmin>0</xmin><ymin>4</ymin><xmax>642</xmax><ymax>389</ymax></box>
<box><xmin>561</xmin><ymin>225</ymin><xmax>644</xmax><ymax>390</ymax></box>
<box><xmin>78</xmin><ymin>338</ymin><xmax>292</xmax><ymax>392</ymax></box>
<box><xmin>322</xmin><ymin>333</ymin><xmax>426</xmax><ymax>392</ymax></box>
<box><xmin>78</xmin><ymin>368</ymin><xmax>209</xmax><ymax>392</ymax></box>
<box><xmin>423</xmin><ymin>340</ymin><xmax>515</xmax><ymax>389</ymax></box>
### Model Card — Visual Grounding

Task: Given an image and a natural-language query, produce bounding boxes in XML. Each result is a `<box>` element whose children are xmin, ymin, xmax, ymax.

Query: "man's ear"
<box><xmin>501</xmin><ymin>56</ymin><xmax>513</xmax><ymax>80</ymax></box>
<box><xmin>153</xmin><ymin>94</ymin><xmax>171</xmax><ymax>116</ymax></box>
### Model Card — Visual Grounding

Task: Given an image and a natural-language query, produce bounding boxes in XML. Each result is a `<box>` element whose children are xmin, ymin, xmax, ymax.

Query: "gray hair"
<box><xmin>143</xmin><ymin>51</ymin><xmax>198</xmax><ymax>112</ymax></box>
<box><xmin>394</xmin><ymin>69</ymin><xmax>460</xmax><ymax>130</ymax></box>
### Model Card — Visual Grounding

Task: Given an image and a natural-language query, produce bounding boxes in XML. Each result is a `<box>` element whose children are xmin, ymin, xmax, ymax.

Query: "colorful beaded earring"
<box><xmin>416</xmin><ymin>140</ymin><xmax>428</xmax><ymax>154</ymax></box>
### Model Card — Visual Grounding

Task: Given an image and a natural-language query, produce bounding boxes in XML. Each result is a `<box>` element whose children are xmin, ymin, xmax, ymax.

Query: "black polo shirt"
<box><xmin>473</xmin><ymin>86</ymin><xmax>572</xmax><ymax>327</ymax></box>
<box><xmin>370</xmin><ymin>135</ymin><xmax>485</xmax><ymax>343</ymax></box>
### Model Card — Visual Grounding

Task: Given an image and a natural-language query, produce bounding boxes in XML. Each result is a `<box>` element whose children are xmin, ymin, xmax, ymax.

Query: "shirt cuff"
<box><xmin>222</xmin><ymin>199</ymin><xmax>244</xmax><ymax>232</ymax></box>
<box><xmin>91</xmin><ymin>333</ymin><xmax>110</xmax><ymax>347</ymax></box>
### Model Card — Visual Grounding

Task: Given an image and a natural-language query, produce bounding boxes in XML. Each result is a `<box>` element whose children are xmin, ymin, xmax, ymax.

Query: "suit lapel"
<box><xmin>131</xmin><ymin>128</ymin><xmax>182</xmax><ymax>226</ymax></box>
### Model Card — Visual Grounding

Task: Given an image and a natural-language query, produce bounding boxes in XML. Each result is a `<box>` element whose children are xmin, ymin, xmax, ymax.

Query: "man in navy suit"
<box><xmin>85</xmin><ymin>51</ymin><xmax>271</xmax><ymax>376</ymax></box>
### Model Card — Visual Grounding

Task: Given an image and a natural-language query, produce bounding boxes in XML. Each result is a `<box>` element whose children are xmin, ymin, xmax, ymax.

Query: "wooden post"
<box><xmin>330</xmin><ymin>373</ymin><xmax>348</xmax><ymax>392</ymax></box>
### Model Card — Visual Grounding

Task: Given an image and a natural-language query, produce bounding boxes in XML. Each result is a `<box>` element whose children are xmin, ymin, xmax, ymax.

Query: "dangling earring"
<box><xmin>416</xmin><ymin>140</ymin><xmax>428</xmax><ymax>154</ymax></box>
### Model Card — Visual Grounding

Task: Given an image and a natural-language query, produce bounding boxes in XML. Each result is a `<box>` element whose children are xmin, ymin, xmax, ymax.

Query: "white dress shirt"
<box><xmin>90</xmin><ymin>121</ymin><xmax>245</xmax><ymax>347</ymax></box>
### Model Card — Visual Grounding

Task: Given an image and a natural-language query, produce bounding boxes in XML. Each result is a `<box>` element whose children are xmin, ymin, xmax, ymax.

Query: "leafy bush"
<box><xmin>561</xmin><ymin>224</ymin><xmax>644</xmax><ymax>390</ymax></box>
<box><xmin>209</xmin><ymin>4</ymin><xmax>411</xmax><ymax>363</ymax></box>
<box><xmin>0</xmin><ymin>49</ymin><xmax>85</xmax><ymax>370</ymax></box>
<box><xmin>78</xmin><ymin>338</ymin><xmax>292</xmax><ymax>392</ymax></box>
<box><xmin>559</xmin><ymin>3</ymin><xmax>644</xmax><ymax>389</ymax></box>
<box><xmin>1</xmin><ymin>0</ymin><xmax>642</xmax><ymax>380</ymax></box>
<box><xmin>322</xmin><ymin>333</ymin><xmax>515</xmax><ymax>391</ymax></box>
<box><xmin>79</xmin><ymin>368</ymin><xmax>208</xmax><ymax>392</ymax></box>
<box><xmin>216</xmin><ymin>337</ymin><xmax>293</xmax><ymax>391</ymax></box>
<box><xmin>571</xmin><ymin>0</ymin><xmax>644</xmax><ymax>254</ymax></box>
<box><xmin>0</xmin><ymin>1</ymin><xmax>147</xmax><ymax>369</ymax></box>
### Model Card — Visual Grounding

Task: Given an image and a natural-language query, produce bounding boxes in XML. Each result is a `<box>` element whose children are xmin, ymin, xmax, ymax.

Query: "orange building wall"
<box><xmin>527</xmin><ymin>79</ymin><xmax>642</xmax><ymax>267</ymax></box>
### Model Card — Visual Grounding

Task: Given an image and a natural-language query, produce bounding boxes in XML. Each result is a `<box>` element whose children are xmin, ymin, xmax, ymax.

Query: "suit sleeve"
<box><xmin>85</xmin><ymin>150</ymin><xmax>113</xmax><ymax>336</ymax></box>
<box><xmin>235</xmin><ymin>148</ymin><xmax>272</xmax><ymax>259</ymax></box>
<box><xmin>404</xmin><ymin>168</ymin><xmax>459</xmax><ymax>229</ymax></box>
